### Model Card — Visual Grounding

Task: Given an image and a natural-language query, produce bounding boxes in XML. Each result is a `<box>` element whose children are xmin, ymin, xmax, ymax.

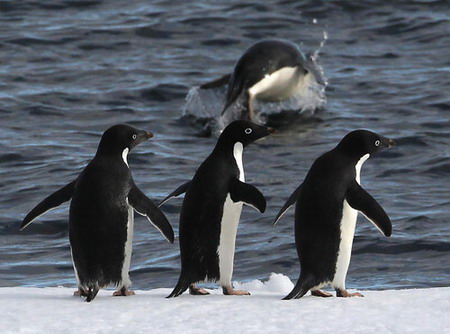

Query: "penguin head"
<box><xmin>97</xmin><ymin>124</ymin><xmax>153</xmax><ymax>155</ymax></box>
<box><xmin>337</xmin><ymin>130</ymin><xmax>396</xmax><ymax>159</ymax></box>
<box><xmin>218</xmin><ymin>120</ymin><xmax>275</xmax><ymax>147</ymax></box>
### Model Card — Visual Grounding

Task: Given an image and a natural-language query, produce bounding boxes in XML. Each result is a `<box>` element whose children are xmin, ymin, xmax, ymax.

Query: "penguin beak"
<box><xmin>253</xmin><ymin>125</ymin><xmax>276</xmax><ymax>143</ymax></box>
<box><xmin>145</xmin><ymin>131</ymin><xmax>154</xmax><ymax>140</ymax></box>
<box><xmin>381</xmin><ymin>137</ymin><xmax>396</xmax><ymax>150</ymax></box>
<box><xmin>387</xmin><ymin>138</ymin><xmax>396</xmax><ymax>148</ymax></box>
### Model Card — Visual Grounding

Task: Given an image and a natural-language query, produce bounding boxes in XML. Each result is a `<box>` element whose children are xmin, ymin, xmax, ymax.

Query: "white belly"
<box><xmin>217</xmin><ymin>142</ymin><xmax>245</xmax><ymax>286</ymax></box>
<box><xmin>70</xmin><ymin>247</ymin><xmax>80</xmax><ymax>286</ymax></box>
<box><xmin>332</xmin><ymin>153</ymin><xmax>370</xmax><ymax>289</ymax></box>
<box><xmin>248</xmin><ymin>66</ymin><xmax>305</xmax><ymax>101</ymax></box>
<box><xmin>332</xmin><ymin>200</ymin><xmax>358</xmax><ymax>289</ymax></box>
<box><xmin>218</xmin><ymin>194</ymin><xmax>243</xmax><ymax>286</ymax></box>
<box><xmin>120</xmin><ymin>201</ymin><xmax>134</xmax><ymax>288</ymax></box>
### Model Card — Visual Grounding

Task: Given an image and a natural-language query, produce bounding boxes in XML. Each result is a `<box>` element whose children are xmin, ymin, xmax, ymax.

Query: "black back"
<box><xmin>294</xmin><ymin>130</ymin><xmax>395</xmax><ymax>284</ymax></box>
<box><xmin>20</xmin><ymin>124</ymin><xmax>174</xmax><ymax>302</ymax></box>
<box><xmin>178</xmin><ymin>121</ymin><xmax>272</xmax><ymax>283</ymax></box>
<box><xmin>70</xmin><ymin>124</ymin><xmax>151</xmax><ymax>287</ymax></box>
<box><xmin>224</xmin><ymin>39</ymin><xmax>306</xmax><ymax>111</ymax></box>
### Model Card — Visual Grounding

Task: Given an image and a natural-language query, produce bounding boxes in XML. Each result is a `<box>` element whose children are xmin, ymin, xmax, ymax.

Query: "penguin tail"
<box><xmin>85</xmin><ymin>286</ymin><xmax>99</xmax><ymax>302</ymax></box>
<box><xmin>167</xmin><ymin>274</ymin><xmax>192</xmax><ymax>298</ymax></box>
<box><xmin>282</xmin><ymin>286</ymin><xmax>309</xmax><ymax>300</ymax></box>
<box><xmin>283</xmin><ymin>276</ymin><xmax>313</xmax><ymax>300</ymax></box>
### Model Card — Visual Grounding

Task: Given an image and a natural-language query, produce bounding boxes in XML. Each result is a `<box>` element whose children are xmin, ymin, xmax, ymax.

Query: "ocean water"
<box><xmin>0</xmin><ymin>0</ymin><xmax>449</xmax><ymax>291</ymax></box>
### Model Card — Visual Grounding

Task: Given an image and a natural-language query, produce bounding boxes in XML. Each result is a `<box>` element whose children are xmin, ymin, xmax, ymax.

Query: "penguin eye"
<box><xmin>375</xmin><ymin>140</ymin><xmax>380</xmax><ymax>146</ymax></box>
<box><xmin>132</xmin><ymin>134</ymin><xmax>137</xmax><ymax>140</ymax></box>
<box><xmin>244</xmin><ymin>128</ymin><xmax>252</xmax><ymax>134</ymax></box>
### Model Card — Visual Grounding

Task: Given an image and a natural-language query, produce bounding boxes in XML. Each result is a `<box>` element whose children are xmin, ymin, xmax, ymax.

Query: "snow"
<box><xmin>1</xmin><ymin>273</ymin><xmax>448</xmax><ymax>334</ymax></box>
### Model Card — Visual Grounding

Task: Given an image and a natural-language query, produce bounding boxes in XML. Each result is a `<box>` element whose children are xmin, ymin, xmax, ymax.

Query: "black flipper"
<box><xmin>229</xmin><ymin>179</ymin><xmax>266</xmax><ymax>213</ymax></box>
<box><xmin>128</xmin><ymin>184</ymin><xmax>175</xmax><ymax>243</ymax></box>
<box><xmin>273</xmin><ymin>183</ymin><xmax>303</xmax><ymax>226</ymax></box>
<box><xmin>199</xmin><ymin>73</ymin><xmax>231</xmax><ymax>89</ymax></box>
<box><xmin>20</xmin><ymin>180</ymin><xmax>76</xmax><ymax>231</ymax></box>
<box><xmin>346</xmin><ymin>181</ymin><xmax>392</xmax><ymax>237</ymax></box>
<box><xmin>167</xmin><ymin>272</ymin><xmax>192</xmax><ymax>298</ymax></box>
<box><xmin>158</xmin><ymin>181</ymin><xmax>192</xmax><ymax>207</ymax></box>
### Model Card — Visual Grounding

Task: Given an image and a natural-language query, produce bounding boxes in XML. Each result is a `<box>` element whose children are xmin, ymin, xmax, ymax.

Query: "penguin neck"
<box><xmin>212</xmin><ymin>140</ymin><xmax>245</xmax><ymax>181</ymax></box>
<box><xmin>95</xmin><ymin>146</ymin><xmax>129</xmax><ymax>166</ymax></box>
<box><xmin>213</xmin><ymin>135</ymin><xmax>242</xmax><ymax>153</ymax></box>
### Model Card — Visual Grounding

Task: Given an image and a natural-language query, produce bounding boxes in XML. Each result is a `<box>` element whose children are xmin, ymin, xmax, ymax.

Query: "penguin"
<box><xmin>20</xmin><ymin>124</ymin><xmax>174</xmax><ymax>302</ymax></box>
<box><xmin>159</xmin><ymin>120</ymin><xmax>274</xmax><ymax>297</ymax></box>
<box><xmin>222</xmin><ymin>39</ymin><xmax>325</xmax><ymax>121</ymax></box>
<box><xmin>274</xmin><ymin>130</ymin><xmax>396</xmax><ymax>299</ymax></box>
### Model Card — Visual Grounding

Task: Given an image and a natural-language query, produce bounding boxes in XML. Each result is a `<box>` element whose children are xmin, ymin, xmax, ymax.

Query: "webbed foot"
<box><xmin>222</xmin><ymin>286</ymin><xmax>250</xmax><ymax>296</ymax></box>
<box><xmin>113</xmin><ymin>286</ymin><xmax>135</xmax><ymax>297</ymax></box>
<box><xmin>311</xmin><ymin>289</ymin><xmax>333</xmax><ymax>297</ymax></box>
<box><xmin>189</xmin><ymin>284</ymin><xmax>210</xmax><ymax>295</ymax></box>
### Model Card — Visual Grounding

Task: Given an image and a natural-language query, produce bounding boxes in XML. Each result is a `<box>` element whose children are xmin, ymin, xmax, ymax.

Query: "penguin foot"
<box><xmin>189</xmin><ymin>284</ymin><xmax>210</xmax><ymax>295</ymax></box>
<box><xmin>113</xmin><ymin>287</ymin><xmax>135</xmax><ymax>297</ymax></box>
<box><xmin>336</xmin><ymin>289</ymin><xmax>364</xmax><ymax>298</ymax></box>
<box><xmin>73</xmin><ymin>288</ymin><xmax>88</xmax><ymax>297</ymax></box>
<box><xmin>222</xmin><ymin>286</ymin><xmax>251</xmax><ymax>296</ymax></box>
<box><xmin>311</xmin><ymin>289</ymin><xmax>333</xmax><ymax>297</ymax></box>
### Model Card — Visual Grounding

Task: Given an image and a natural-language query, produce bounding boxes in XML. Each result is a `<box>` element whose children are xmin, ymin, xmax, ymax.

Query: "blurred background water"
<box><xmin>0</xmin><ymin>0</ymin><xmax>449</xmax><ymax>291</ymax></box>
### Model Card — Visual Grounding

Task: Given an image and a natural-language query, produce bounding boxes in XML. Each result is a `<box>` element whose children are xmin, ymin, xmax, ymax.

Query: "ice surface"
<box><xmin>1</xmin><ymin>273</ymin><xmax>448</xmax><ymax>334</ymax></box>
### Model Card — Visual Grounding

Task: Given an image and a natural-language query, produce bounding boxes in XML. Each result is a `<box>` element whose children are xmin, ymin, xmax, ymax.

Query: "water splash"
<box><xmin>182</xmin><ymin>84</ymin><xmax>227</xmax><ymax>133</ymax></box>
<box><xmin>312</xmin><ymin>29</ymin><xmax>329</xmax><ymax>86</ymax></box>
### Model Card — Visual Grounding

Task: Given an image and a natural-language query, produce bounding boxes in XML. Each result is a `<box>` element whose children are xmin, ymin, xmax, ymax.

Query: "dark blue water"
<box><xmin>1</xmin><ymin>0</ymin><xmax>449</xmax><ymax>291</ymax></box>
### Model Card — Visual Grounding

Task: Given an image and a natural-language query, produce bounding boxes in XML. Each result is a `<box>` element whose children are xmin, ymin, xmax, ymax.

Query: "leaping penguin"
<box><xmin>222</xmin><ymin>39</ymin><xmax>325</xmax><ymax>121</ymax></box>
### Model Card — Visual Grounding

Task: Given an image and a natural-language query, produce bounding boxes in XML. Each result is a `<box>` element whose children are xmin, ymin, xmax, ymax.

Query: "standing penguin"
<box><xmin>274</xmin><ymin>130</ymin><xmax>395</xmax><ymax>299</ymax></box>
<box><xmin>222</xmin><ymin>39</ymin><xmax>325</xmax><ymax>121</ymax></box>
<box><xmin>20</xmin><ymin>124</ymin><xmax>174</xmax><ymax>302</ymax></box>
<box><xmin>160</xmin><ymin>120</ymin><xmax>274</xmax><ymax>297</ymax></box>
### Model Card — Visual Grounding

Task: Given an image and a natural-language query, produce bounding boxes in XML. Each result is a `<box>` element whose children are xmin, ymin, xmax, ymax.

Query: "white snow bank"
<box><xmin>1</xmin><ymin>273</ymin><xmax>448</xmax><ymax>334</ymax></box>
